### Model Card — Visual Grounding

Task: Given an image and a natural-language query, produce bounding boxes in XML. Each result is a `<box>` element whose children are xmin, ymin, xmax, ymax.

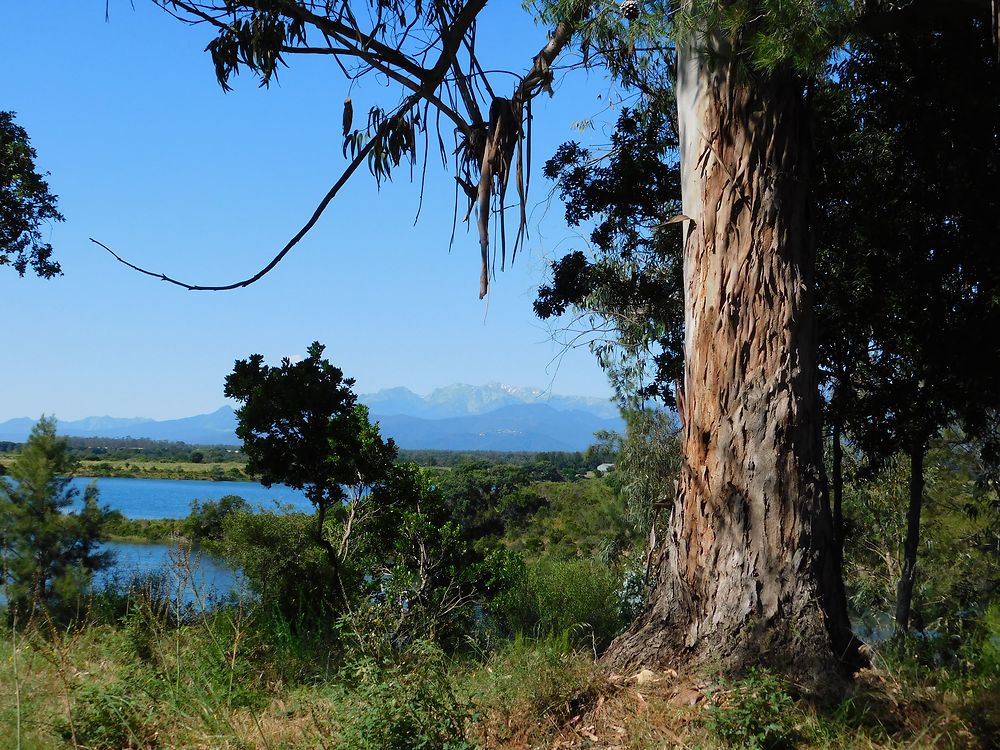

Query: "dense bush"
<box><xmin>222</xmin><ymin>509</ymin><xmax>340</xmax><ymax>627</ymax></box>
<box><xmin>182</xmin><ymin>494</ymin><xmax>250</xmax><ymax>546</ymax></box>
<box><xmin>489</xmin><ymin>557</ymin><xmax>625</xmax><ymax>650</ymax></box>
<box><xmin>324</xmin><ymin>641</ymin><xmax>475</xmax><ymax>750</ymax></box>
<box><xmin>704</xmin><ymin>668</ymin><xmax>796</xmax><ymax>750</ymax></box>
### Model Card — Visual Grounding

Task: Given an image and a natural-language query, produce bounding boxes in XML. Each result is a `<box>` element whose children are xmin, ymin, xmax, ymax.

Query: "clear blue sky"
<box><xmin>2</xmin><ymin>1</ymin><xmax>625</xmax><ymax>421</ymax></box>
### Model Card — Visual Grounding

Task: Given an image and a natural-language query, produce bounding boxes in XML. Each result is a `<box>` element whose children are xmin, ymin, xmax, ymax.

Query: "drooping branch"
<box><xmin>92</xmin><ymin>90</ymin><xmax>424</xmax><ymax>290</ymax></box>
<box><xmin>96</xmin><ymin>0</ymin><xmax>592</xmax><ymax>295</ymax></box>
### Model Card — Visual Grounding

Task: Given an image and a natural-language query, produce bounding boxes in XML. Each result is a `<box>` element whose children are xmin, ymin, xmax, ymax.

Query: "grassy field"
<box><xmin>2</xmin><ymin>617</ymin><xmax>996</xmax><ymax>750</ymax></box>
<box><xmin>0</xmin><ymin>456</ymin><xmax>249</xmax><ymax>482</ymax></box>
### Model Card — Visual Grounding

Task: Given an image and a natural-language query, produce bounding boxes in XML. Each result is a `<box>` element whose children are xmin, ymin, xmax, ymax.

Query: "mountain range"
<box><xmin>0</xmin><ymin>384</ymin><xmax>622</xmax><ymax>452</ymax></box>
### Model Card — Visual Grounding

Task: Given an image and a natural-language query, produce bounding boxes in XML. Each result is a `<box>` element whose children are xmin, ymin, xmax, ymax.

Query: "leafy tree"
<box><xmin>1</xmin><ymin>111</ymin><xmax>62</xmax><ymax>278</ymax></box>
<box><xmin>224</xmin><ymin>341</ymin><xmax>398</xmax><ymax>609</ymax></box>
<box><xmin>146</xmin><ymin>0</ymin><xmax>999</xmax><ymax>688</ymax></box>
<box><xmin>430</xmin><ymin>459</ymin><xmax>532</xmax><ymax>544</ymax></box>
<box><xmin>366</xmin><ymin>464</ymin><xmax>505</xmax><ymax>647</ymax></box>
<box><xmin>536</xmin><ymin>98</ymin><xmax>683</xmax><ymax>407</ymax></box>
<box><xmin>813</xmin><ymin>18</ymin><xmax>1000</xmax><ymax>634</ymax></box>
<box><xmin>0</xmin><ymin>417</ymin><xmax>113</xmax><ymax>623</ymax></box>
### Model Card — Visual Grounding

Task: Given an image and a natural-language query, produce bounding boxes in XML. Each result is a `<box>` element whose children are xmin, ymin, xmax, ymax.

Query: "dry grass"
<box><xmin>2</xmin><ymin>625</ymin><xmax>996</xmax><ymax>750</ymax></box>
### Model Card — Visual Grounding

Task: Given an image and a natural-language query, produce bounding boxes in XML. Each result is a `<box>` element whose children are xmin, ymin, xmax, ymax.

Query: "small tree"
<box><xmin>224</xmin><ymin>342</ymin><xmax>398</xmax><ymax>609</ymax></box>
<box><xmin>0</xmin><ymin>417</ymin><xmax>113</xmax><ymax>624</ymax></box>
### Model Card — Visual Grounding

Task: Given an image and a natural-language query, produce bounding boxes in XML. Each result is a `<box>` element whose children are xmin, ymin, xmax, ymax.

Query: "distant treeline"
<box><xmin>398</xmin><ymin>447</ymin><xmax>616</xmax><ymax>474</ymax></box>
<box><xmin>64</xmin><ymin>437</ymin><xmax>246</xmax><ymax>463</ymax></box>
<box><xmin>3</xmin><ymin>438</ymin><xmax>618</xmax><ymax>473</ymax></box>
<box><xmin>1</xmin><ymin>436</ymin><xmax>245</xmax><ymax>463</ymax></box>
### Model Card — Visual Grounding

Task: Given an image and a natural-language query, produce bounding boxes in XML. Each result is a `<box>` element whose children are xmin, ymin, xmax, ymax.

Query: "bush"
<box><xmin>705</xmin><ymin>668</ymin><xmax>796</xmax><ymax>750</ymax></box>
<box><xmin>489</xmin><ymin>557</ymin><xmax>624</xmax><ymax>650</ymax></box>
<box><xmin>326</xmin><ymin>641</ymin><xmax>474</xmax><ymax>750</ymax></box>
<box><xmin>222</xmin><ymin>510</ymin><xmax>341</xmax><ymax>628</ymax></box>
<box><xmin>61</xmin><ymin>677</ymin><xmax>158</xmax><ymax>750</ymax></box>
<box><xmin>182</xmin><ymin>494</ymin><xmax>249</xmax><ymax>545</ymax></box>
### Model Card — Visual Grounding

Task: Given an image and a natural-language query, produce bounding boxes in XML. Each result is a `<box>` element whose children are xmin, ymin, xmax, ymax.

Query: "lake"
<box><xmin>67</xmin><ymin>476</ymin><xmax>313</xmax><ymax>518</ymax></box>
<box><xmin>96</xmin><ymin>541</ymin><xmax>243</xmax><ymax>606</ymax></box>
<box><xmin>63</xmin><ymin>477</ymin><xmax>314</xmax><ymax>604</ymax></box>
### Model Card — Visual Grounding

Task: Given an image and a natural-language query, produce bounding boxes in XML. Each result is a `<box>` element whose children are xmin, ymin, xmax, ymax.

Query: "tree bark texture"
<box><xmin>604</xmin><ymin>40</ymin><xmax>858</xmax><ymax>690</ymax></box>
<box><xmin>832</xmin><ymin>419</ymin><xmax>844</xmax><ymax>558</ymax></box>
<box><xmin>894</xmin><ymin>442</ymin><xmax>925</xmax><ymax>635</ymax></box>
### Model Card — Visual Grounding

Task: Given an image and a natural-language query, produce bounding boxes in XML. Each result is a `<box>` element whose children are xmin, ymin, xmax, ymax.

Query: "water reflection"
<box><xmin>97</xmin><ymin>540</ymin><xmax>244</xmax><ymax>607</ymax></box>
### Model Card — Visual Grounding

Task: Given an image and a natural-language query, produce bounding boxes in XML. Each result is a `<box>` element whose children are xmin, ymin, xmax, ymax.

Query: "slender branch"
<box><xmin>93</xmin><ymin>91</ymin><xmax>422</xmax><ymax>290</ymax></box>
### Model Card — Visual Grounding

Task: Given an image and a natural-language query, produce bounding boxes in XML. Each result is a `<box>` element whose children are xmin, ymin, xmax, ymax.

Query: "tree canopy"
<box><xmin>0</xmin><ymin>112</ymin><xmax>62</xmax><ymax>279</ymax></box>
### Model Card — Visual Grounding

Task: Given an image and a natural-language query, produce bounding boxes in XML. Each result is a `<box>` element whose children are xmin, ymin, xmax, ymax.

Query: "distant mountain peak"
<box><xmin>0</xmin><ymin>386</ymin><xmax>621</xmax><ymax>451</ymax></box>
<box><xmin>360</xmin><ymin>382</ymin><xmax>618</xmax><ymax>420</ymax></box>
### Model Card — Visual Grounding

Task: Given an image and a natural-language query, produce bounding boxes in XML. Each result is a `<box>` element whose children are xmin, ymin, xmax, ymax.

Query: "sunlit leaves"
<box><xmin>677</xmin><ymin>0</ymin><xmax>855</xmax><ymax>74</ymax></box>
<box><xmin>0</xmin><ymin>111</ymin><xmax>63</xmax><ymax>278</ymax></box>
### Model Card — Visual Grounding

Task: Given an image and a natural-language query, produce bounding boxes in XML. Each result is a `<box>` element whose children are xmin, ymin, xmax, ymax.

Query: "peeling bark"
<box><xmin>604</xmin><ymin>38</ymin><xmax>859</xmax><ymax>692</ymax></box>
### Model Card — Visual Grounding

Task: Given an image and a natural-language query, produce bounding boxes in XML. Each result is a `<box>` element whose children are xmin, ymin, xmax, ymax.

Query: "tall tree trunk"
<box><xmin>894</xmin><ymin>440</ymin><xmax>925</xmax><ymax>635</ymax></box>
<box><xmin>604</xmin><ymin>39</ymin><xmax>858</xmax><ymax>690</ymax></box>
<box><xmin>832</xmin><ymin>418</ymin><xmax>845</xmax><ymax>558</ymax></box>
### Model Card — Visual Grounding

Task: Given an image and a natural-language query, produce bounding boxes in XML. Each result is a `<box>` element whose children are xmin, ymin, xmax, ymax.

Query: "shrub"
<box><xmin>704</xmin><ymin>668</ymin><xmax>796</xmax><ymax>750</ymax></box>
<box><xmin>61</xmin><ymin>677</ymin><xmax>158</xmax><ymax>750</ymax></box>
<box><xmin>222</xmin><ymin>510</ymin><xmax>340</xmax><ymax>628</ymax></box>
<box><xmin>327</xmin><ymin>641</ymin><xmax>474</xmax><ymax>750</ymax></box>
<box><xmin>182</xmin><ymin>494</ymin><xmax>249</xmax><ymax>546</ymax></box>
<box><xmin>489</xmin><ymin>557</ymin><xmax>624</xmax><ymax>650</ymax></box>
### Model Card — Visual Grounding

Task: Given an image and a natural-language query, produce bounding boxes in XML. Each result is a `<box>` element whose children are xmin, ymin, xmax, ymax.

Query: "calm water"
<box><xmin>67</xmin><ymin>476</ymin><xmax>312</xmax><ymax>518</ymax></box>
<box><xmin>96</xmin><ymin>540</ymin><xmax>243</xmax><ymax>605</ymax></box>
<box><xmin>57</xmin><ymin>477</ymin><xmax>315</xmax><ymax>602</ymax></box>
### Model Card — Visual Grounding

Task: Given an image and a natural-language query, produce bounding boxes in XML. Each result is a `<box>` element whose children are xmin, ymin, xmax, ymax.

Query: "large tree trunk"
<box><xmin>894</xmin><ymin>440</ymin><xmax>925</xmax><ymax>635</ymax></box>
<box><xmin>605</xmin><ymin>39</ymin><xmax>858</xmax><ymax>691</ymax></box>
<box><xmin>832</xmin><ymin>417</ymin><xmax>845</xmax><ymax>557</ymax></box>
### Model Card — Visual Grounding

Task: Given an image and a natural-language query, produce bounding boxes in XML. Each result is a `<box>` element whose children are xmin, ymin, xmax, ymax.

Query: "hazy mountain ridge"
<box><xmin>0</xmin><ymin>385</ymin><xmax>622</xmax><ymax>451</ymax></box>
<box><xmin>361</xmin><ymin>382</ymin><xmax>619</xmax><ymax>420</ymax></box>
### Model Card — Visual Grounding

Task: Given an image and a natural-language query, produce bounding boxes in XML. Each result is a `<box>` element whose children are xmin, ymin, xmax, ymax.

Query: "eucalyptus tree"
<box><xmin>131</xmin><ymin>0</ymin><xmax>1000</xmax><ymax>688</ymax></box>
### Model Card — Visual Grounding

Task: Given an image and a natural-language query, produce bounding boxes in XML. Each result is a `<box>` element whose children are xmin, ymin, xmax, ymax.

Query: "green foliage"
<box><xmin>678</xmin><ymin>0</ymin><xmax>852</xmax><ymax>75</ymax></box>
<box><xmin>103</xmin><ymin>514</ymin><xmax>183</xmax><ymax>543</ymax></box>
<box><xmin>325</xmin><ymin>641</ymin><xmax>474</xmax><ymax>750</ymax></box>
<box><xmin>974</xmin><ymin>602</ymin><xmax>1000</xmax><ymax>678</ymax></box>
<box><xmin>182</xmin><ymin>494</ymin><xmax>249</xmax><ymax>546</ymax></box>
<box><xmin>431</xmin><ymin>459</ymin><xmax>533</xmax><ymax>544</ymax></box>
<box><xmin>489</xmin><ymin>557</ymin><xmax>624</xmax><ymax>650</ymax></box>
<box><xmin>61</xmin><ymin>677</ymin><xmax>159</xmax><ymax>750</ymax></box>
<box><xmin>610</xmin><ymin>408</ymin><xmax>680</xmax><ymax>539</ymax></box>
<box><xmin>705</xmin><ymin>668</ymin><xmax>796</xmax><ymax>750</ymax></box>
<box><xmin>224</xmin><ymin>342</ymin><xmax>401</xmax><ymax>621</ymax></box>
<box><xmin>0</xmin><ymin>111</ymin><xmax>63</xmax><ymax>278</ymax></box>
<box><xmin>222</xmin><ymin>509</ymin><xmax>339</xmax><ymax>626</ymax></box>
<box><xmin>814</xmin><ymin>19</ymin><xmax>1000</xmax><ymax>467</ymax></box>
<box><xmin>463</xmin><ymin>631</ymin><xmax>601</xmax><ymax>745</ymax></box>
<box><xmin>532</xmin><ymin>0</ymin><xmax>675</xmax><ymax>92</ymax></box>
<box><xmin>225</xmin><ymin>341</ymin><xmax>397</xmax><ymax>513</ymax></box>
<box><xmin>0</xmin><ymin>417</ymin><xmax>114</xmax><ymax>623</ymax></box>
<box><xmin>503</xmin><ymin>478</ymin><xmax>636</xmax><ymax>562</ymax></box>
<box><xmin>842</xmin><ymin>433</ymin><xmax>1000</xmax><ymax>640</ymax></box>
<box><xmin>537</xmin><ymin>100</ymin><xmax>683</xmax><ymax>406</ymax></box>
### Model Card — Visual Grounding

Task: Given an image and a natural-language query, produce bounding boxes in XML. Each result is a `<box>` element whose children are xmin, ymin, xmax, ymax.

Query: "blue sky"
<box><xmin>1</xmin><ymin>2</ymin><xmax>626</xmax><ymax>421</ymax></box>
